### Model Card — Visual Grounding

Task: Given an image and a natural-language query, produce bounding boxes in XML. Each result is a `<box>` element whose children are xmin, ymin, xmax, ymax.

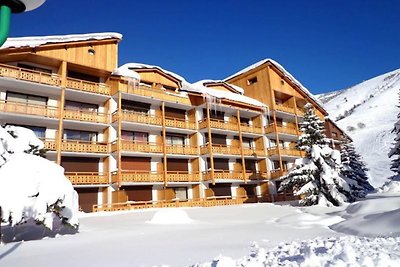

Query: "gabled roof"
<box><xmin>224</xmin><ymin>58</ymin><xmax>326</xmax><ymax>112</ymax></box>
<box><xmin>1</xmin><ymin>32</ymin><xmax>123</xmax><ymax>50</ymax></box>
<box><xmin>196</xmin><ymin>79</ymin><xmax>244</xmax><ymax>94</ymax></box>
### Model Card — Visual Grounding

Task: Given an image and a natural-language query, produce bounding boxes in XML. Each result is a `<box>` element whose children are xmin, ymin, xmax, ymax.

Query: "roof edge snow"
<box><xmin>118</xmin><ymin>63</ymin><xmax>186</xmax><ymax>84</ymax></box>
<box><xmin>1</xmin><ymin>32</ymin><xmax>123</xmax><ymax>50</ymax></box>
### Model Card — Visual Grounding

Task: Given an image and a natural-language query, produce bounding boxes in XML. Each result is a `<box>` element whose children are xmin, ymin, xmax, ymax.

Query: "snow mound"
<box><xmin>378</xmin><ymin>180</ymin><xmax>400</xmax><ymax>193</ymax></box>
<box><xmin>275</xmin><ymin>210</ymin><xmax>344</xmax><ymax>229</ymax></box>
<box><xmin>193</xmin><ymin>236</ymin><xmax>400</xmax><ymax>267</ymax></box>
<box><xmin>147</xmin><ymin>209</ymin><xmax>194</xmax><ymax>225</ymax></box>
<box><xmin>330</xmin><ymin>196</ymin><xmax>400</xmax><ymax>237</ymax></box>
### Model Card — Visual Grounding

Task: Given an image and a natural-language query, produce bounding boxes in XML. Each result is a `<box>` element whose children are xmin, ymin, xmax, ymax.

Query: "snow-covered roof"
<box><xmin>224</xmin><ymin>58</ymin><xmax>325</xmax><ymax>109</ymax></box>
<box><xmin>196</xmin><ymin>79</ymin><xmax>244</xmax><ymax>94</ymax></box>
<box><xmin>119</xmin><ymin>63</ymin><xmax>186</xmax><ymax>84</ymax></box>
<box><xmin>186</xmin><ymin>81</ymin><xmax>266</xmax><ymax>108</ymax></box>
<box><xmin>1</xmin><ymin>32</ymin><xmax>123</xmax><ymax>49</ymax></box>
<box><xmin>112</xmin><ymin>65</ymin><xmax>141</xmax><ymax>80</ymax></box>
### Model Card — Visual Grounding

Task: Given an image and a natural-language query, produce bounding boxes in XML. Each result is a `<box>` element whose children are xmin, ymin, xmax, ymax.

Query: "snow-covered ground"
<box><xmin>318</xmin><ymin>68</ymin><xmax>400</xmax><ymax>187</ymax></box>
<box><xmin>1</xmin><ymin>192</ymin><xmax>400</xmax><ymax>266</ymax></box>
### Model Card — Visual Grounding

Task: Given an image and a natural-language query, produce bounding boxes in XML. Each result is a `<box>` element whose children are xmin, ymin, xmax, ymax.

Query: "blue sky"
<box><xmin>6</xmin><ymin>0</ymin><xmax>400</xmax><ymax>94</ymax></box>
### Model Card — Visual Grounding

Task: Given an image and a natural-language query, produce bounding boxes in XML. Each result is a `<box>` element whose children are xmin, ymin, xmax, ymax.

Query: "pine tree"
<box><xmin>279</xmin><ymin>104</ymin><xmax>352</xmax><ymax>206</ymax></box>
<box><xmin>341</xmin><ymin>140</ymin><xmax>373</xmax><ymax>197</ymax></box>
<box><xmin>388</xmin><ymin>92</ymin><xmax>400</xmax><ymax>180</ymax></box>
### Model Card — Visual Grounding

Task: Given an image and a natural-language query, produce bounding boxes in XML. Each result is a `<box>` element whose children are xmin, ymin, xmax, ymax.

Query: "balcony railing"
<box><xmin>165</xmin><ymin>116</ymin><xmax>196</xmax><ymax>130</ymax></box>
<box><xmin>114</xmin><ymin>110</ymin><xmax>162</xmax><ymax>126</ymax></box>
<box><xmin>0</xmin><ymin>100</ymin><xmax>59</xmax><ymax>118</ymax></box>
<box><xmin>245</xmin><ymin>172</ymin><xmax>268</xmax><ymax>180</ymax></box>
<box><xmin>66</xmin><ymin>77</ymin><xmax>110</xmax><ymax>95</ymax></box>
<box><xmin>167</xmin><ymin>171</ymin><xmax>201</xmax><ymax>182</ymax></box>
<box><xmin>119</xmin><ymin>140</ymin><xmax>163</xmax><ymax>154</ymax></box>
<box><xmin>64</xmin><ymin>108</ymin><xmax>109</xmax><ymax>124</ymax></box>
<box><xmin>203</xmin><ymin>170</ymin><xmax>244</xmax><ymax>181</ymax></box>
<box><xmin>165</xmin><ymin>144</ymin><xmax>198</xmax><ymax>155</ymax></box>
<box><xmin>268</xmin><ymin>146</ymin><xmax>303</xmax><ymax>157</ymax></box>
<box><xmin>116</xmin><ymin>82</ymin><xmax>191</xmax><ymax>105</ymax></box>
<box><xmin>0</xmin><ymin>63</ymin><xmax>61</xmax><ymax>86</ymax></box>
<box><xmin>65</xmin><ymin>172</ymin><xmax>109</xmax><ymax>185</ymax></box>
<box><xmin>200</xmin><ymin>144</ymin><xmax>241</xmax><ymax>155</ymax></box>
<box><xmin>199</xmin><ymin>118</ymin><xmax>238</xmax><ymax>131</ymax></box>
<box><xmin>265</xmin><ymin>123</ymin><xmax>298</xmax><ymax>136</ymax></box>
<box><xmin>243</xmin><ymin>147</ymin><xmax>265</xmax><ymax>157</ymax></box>
<box><xmin>42</xmin><ymin>139</ymin><xmax>109</xmax><ymax>153</ymax></box>
<box><xmin>270</xmin><ymin>169</ymin><xmax>288</xmax><ymax>180</ymax></box>
<box><xmin>119</xmin><ymin>171</ymin><xmax>164</xmax><ymax>183</ymax></box>
<box><xmin>275</xmin><ymin>104</ymin><xmax>295</xmax><ymax>114</ymax></box>
<box><xmin>240</xmin><ymin>124</ymin><xmax>263</xmax><ymax>134</ymax></box>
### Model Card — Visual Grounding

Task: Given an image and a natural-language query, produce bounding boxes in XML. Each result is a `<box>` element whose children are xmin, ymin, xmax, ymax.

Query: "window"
<box><xmin>174</xmin><ymin>188</ymin><xmax>187</xmax><ymax>200</ymax></box>
<box><xmin>242</xmin><ymin>137</ymin><xmax>253</xmax><ymax>148</ymax></box>
<box><xmin>121</xmin><ymin>100</ymin><xmax>150</xmax><ymax>114</ymax></box>
<box><xmin>64</xmin><ymin>129</ymin><xmax>97</xmax><ymax>142</ymax></box>
<box><xmin>68</xmin><ymin>70</ymin><xmax>99</xmax><ymax>83</ymax></box>
<box><xmin>247</xmin><ymin>77</ymin><xmax>258</xmax><ymax>85</ymax></box>
<box><xmin>163</xmin><ymin>85</ymin><xmax>177</xmax><ymax>92</ymax></box>
<box><xmin>240</xmin><ymin>117</ymin><xmax>250</xmax><ymax>125</ymax></box>
<box><xmin>166</xmin><ymin>134</ymin><xmax>185</xmax><ymax>146</ymax></box>
<box><xmin>6</xmin><ymin>92</ymin><xmax>47</xmax><ymax>106</ymax></box>
<box><xmin>204</xmin><ymin>109</ymin><xmax>224</xmax><ymax>120</ymax></box>
<box><xmin>65</xmin><ymin>100</ymin><xmax>98</xmax><ymax>112</ymax></box>
<box><xmin>121</xmin><ymin>131</ymin><xmax>148</xmax><ymax>143</ymax></box>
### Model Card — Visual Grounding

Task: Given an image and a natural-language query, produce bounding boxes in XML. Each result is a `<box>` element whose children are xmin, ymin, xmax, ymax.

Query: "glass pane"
<box><xmin>121</xmin><ymin>131</ymin><xmax>133</xmax><ymax>140</ymax></box>
<box><xmin>7</xmin><ymin>92</ymin><xmax>27</xmax><ymax>103</ymax></box>
<box><xmin>27</xmin><ymin>95</ymin><xmax>46</xmax><ymax>106</ymax></box>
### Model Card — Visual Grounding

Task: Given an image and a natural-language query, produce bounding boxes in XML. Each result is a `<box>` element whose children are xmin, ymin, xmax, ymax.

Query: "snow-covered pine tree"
<box><xmin>341</xmin><ymin>139</ymin><xmax>374</xmax><ymax>197</ymax></box>
<box><xmin>279</xmin><ymin>103</ymin><xmax>353</xmax><ymax>206</ymax></box>
<box><xmin>388</xmin><ymin>92</ymin><xmax>400</xmax><ymax>180</ymax></box>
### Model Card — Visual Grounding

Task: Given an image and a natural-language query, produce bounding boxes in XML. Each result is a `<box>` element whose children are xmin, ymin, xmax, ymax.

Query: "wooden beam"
<box><xmin>206</xmin><ymin>102</ymin><xmax>215</xmax><ymax>184</ymax></box>
<box><xmin>56</xmin><ymin>61</ymin><xmax>67</xmax><ymax>165</ymax></box>
<box><xmin>117</xmin><ymin>91</ymin><xmax>122</xmax><ymax>188</ymax></box>
<box><xmin>161</xmin><ymin>102</ymin><xmax>168</xmax><ymax>187</ymax></box>
<box><xmin>236</xmin><ymin>110</ymin><xmax>247</xmax><ymax>182</ymax></box>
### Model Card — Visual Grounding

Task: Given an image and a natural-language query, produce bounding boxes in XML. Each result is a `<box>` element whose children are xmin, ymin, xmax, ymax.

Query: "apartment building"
<box><xmin>0</xmin><ymin>33</ymin><xmax>329</xmax><ymax>212</ymax></box>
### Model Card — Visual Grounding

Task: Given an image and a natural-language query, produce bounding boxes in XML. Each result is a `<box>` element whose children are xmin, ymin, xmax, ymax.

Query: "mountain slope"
<box><xmin>318</xmin><ymin>68</ymin><xmax>400</xmax><ymax>187</ymax></box>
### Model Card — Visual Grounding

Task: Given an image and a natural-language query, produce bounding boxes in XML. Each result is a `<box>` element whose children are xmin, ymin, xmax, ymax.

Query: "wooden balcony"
<box><xmin>43</xmin><ymin>139</ymin><xmax>56</xmax><ymax>150</ymax></box>
<box><xmin>270</xmin><ymin>169</ymin><xmax>288</xmax><ymax>180</ymax></box>
<box><xmin>165</xmin><ymin>116</ymin><xmax>196</xmax><ymax>130</ymax></box>
<box><xmin>200</xmin><ymin>144</ymin><xmax>241</xmax><ymax>155</ymax></box>
<box><xmin>203</xmin><ymin>170</ymin><xmax>244</xmax><ymax>181</ymax></box>
<box><xmin>199</xmin><ymin>118</ymin><xmax>238</xmax><ymax>131</ymax></box>
<box><xmin>66</xmin><ymin>77</ymin><xmax>110</xmax><ymax>95</ymax></box>
<box><xmin>120</xmin><ymin>171</ymin><xmax>164</xmax><ymax>183</ymax></box>
<box><xmin>64</xmin><ymin>108</ymin><xmax>109</xmax><ymax>124</ymax></box>
<box><xmin>265</xmin><ymin>123</ymin><xmax>298</xmax><ymax>136</ymax></box>
<box><xmin>243</xmin><ymin>147</ymin><xmax>265</xmax><ymax>157</ymax></box>
<box><xmin>115</xmin><ymin>81</ymin><xmax>191</xmax><ymax>105</ymax></box>
<box><xmin>241</xmin><ymin>124</ymin><xmax>263</xmax><ymax>134</ymax></box>
<box><xmin>268</xmin><ymin>146</ymin><xmax>303</xmax><ymax>157</ymax></box>
<box><xmin>0</xmin><ymin>100</ymin><xmax>59</xmax><ymax>118</ymax></box>
<box><xmin>165</xmin><ymin>144</ymin><xmax>198</xmax><ymax>155</ymax></box>
<box><xmin>167</xmin><ymin>171</ymin><xmax>201</xmax><ymax>182</ymax></box>
<box><xmin>115</xmin><ymin>110</ymin><xmax>162</xmax><ymax>126</ymax></box>
<box><xmin>65</xmin><ymin>172</ymin><xmax>109</xmax><ymax>185</ymax></box>
<box><xmin>275</xmin><ymin>104</ymin><xmax>295</xmax><ymax>114</ymax></box>
<box><xmin>0</xmin><ymin>63</ymin><xmax>61</xmax><ymax>87</ymax></box>
<box><xmin>120</xmin><ymin>140</ymin><xmax>163</xmax><ymax>154</ymax></box>
<box><xmin>245</xmin><ymin>172</ymin><xmax>268</xmax><ymax>180</ymax></box>
<box><xmin>42</xmin><ymin>139</ymin><xmax>109</xmax><ymax>153</ymax></box>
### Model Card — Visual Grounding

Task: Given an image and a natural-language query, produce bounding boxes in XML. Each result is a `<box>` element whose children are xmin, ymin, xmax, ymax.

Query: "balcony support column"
<box><xmin>56</xmin><ymin>61</ymin><xmax>67</xmax><ymax>165</ymax></box>
<box><xmin>206</xmin><ymin>102</ymin><xmax>215</xmax><ymax>184</ymax></box>
<box><xmin>272</xmin><ymin>111</ymin><xmax>283</xmax><ymax>172</ymax></box>
<box><xmin>292</xmin><ymin>97</ymin><xmax>300</xmax><ymax>136</ymax></box>
<box><xmin>117</xmin><ymin>91</ymin><xmax>122</xmax><ymax>188</ymax></box>
<box><xmin>161</xmin><ymin>101</ymin><xmax>168</xmax><ymax>187</ymax></box>
<box><xmin>237</xmin><ymin>110</ymin><xmax>247</xmax><ymax>182</ymax></box>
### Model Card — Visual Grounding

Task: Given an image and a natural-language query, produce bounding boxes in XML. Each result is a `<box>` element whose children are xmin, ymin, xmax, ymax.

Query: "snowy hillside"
<box><xmin>318</xmin><ymin>68</ymin><xmax>400</xmax><ymax>187</ymax></box>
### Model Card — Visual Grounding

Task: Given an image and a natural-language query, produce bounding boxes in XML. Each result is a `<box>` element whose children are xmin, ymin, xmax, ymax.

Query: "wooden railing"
<box><xmin>0</xmin><ymin>63</ymin><xmax>61</xmax><ymax>86</ymax></box>
<box><xmin>200</xmin><ymin>144</ymin><xmax>241</xmax><ymax>155</ymax></box>
<box><xmin>241</xmin><ymin>124</ymin><xmax>263</xmax><ymax>134</ymax></box>
<box><xmin>296</xmin><ymin>107</ymin><xmax>305</xmax><ymax>116</ymax></box>
<box><xmin>268</xmin><ymin>146</ymin><xmax>303</xmax><ymax>157</ymax></box>
<box><xmin>165</xmin><ymin>116</ymin><xmax>196</xmax><ymax>130</ymax></box>
<box><xmin>119</xmin><ymin>140</ymin><xmax>163</xmax><ymax>154</ymax></box>
<box><xmin>116</xmin><ymin>81</ymin><xmax>191</xmax><ymax>105</ymax></box>
<box><xmin>203</xmin><ymin>170</ymin><xmax>244</xmax><ymax>181</ymax></box>
<box><xmin>275</xmin><ymin>104</ymin><xmax>295</xmax><ymax>114</ymax></box>
<box><xmin>165</xmin><ymin>144</ymin><xmax>198</xmax><ymax>155</ymax></box>
<box><xmin>115</xmin><ymin>110</ymin><xmax>162</xmax><ymax>126</ymax></box>
<box><xmin>61</xmin><ymin>139</ymin><xmax>109</xmax><ymax>153</ymax></box>
<box><xmin>120</xmin><ymin>171</ymin><xmax>164</xmax><ymax>183</ymax></box>
<box><xmin>167</xmin><ymin>171</ymin><xmax>201</xmax><ymax>182</ymax></box>
<box><xmin>245</xmin><ymin>172</ymin><xmax>269</xmax><ymax>180</ymax></box>
<box><xmin>64</xmin><ymin>108</ymin><xmax>109</xmax><ymax>124</ymax></box>
<box><xmin>0</xmin><ymin>100</ymin><xmax>59</xmax><ymax>118</ymax></box>
<box><xmin>243</xmin><ymin>147</ymin><xmax>265</xmax><ymax>157</ymax></box>
<box><xmin>265</xmin><ymin>123</ymin><xmax>298</xmax><ymax>136</ymax></box>
<box><xmin>270</xmin><ymin>169</ymin><xmax>288</xmax><ymax>179</ymax></box>
<box><xmin>66</xmin><ymin>77</ymin><xmax>110</xmax><ymax>95</ymax></box>
<box><xmin>199</xmin><ymin>118</ymin><xmax>238</xmax><ymax>131</ymax></box>
<box><xmin>93</xmin><ymin>196</ymin><xmax>245</xmax><ymax>212</ymax></box>
<box><xmin>65</xmin><ymin>172</ymin><xmax>109</xmax><ymax>185</ymax></box>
